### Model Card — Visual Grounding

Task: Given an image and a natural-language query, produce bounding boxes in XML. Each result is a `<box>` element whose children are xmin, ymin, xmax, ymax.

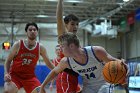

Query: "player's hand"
<box><xmin>121</xmin><ymin>59</ymin><xmax>129</xmax><ymax>76</ymax></box>
<box><xmin>49</xmin><ymin>84</ymin><xmax>53</xmax><ymax>91</ymax></box>
<box><xmin>4</xmin><ymin>73</ymin><xmax>11</xmax><ymax>82</ymax></box>
<box><xmin>39</xmin><ymin>85</ymin><xmax>46</xmax><ymax>93</ymax></box>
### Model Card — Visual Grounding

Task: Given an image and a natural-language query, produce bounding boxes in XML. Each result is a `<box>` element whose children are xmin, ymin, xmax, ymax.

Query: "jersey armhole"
<box><xmin>91</xmin><ymin>46</ymin><xmax>102</xmax><ymax>63</ymax></box>
<box><xmin>15</xmin><ymin>40</ymin><xmax>22</xmax><ymax>56</ymax></box>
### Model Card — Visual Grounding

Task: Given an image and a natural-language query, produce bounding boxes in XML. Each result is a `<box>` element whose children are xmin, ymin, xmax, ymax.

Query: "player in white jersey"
<box><xmin>39</xmin><ymin>32</ymin><xmax>128</xmax><ymax>93</ymax></box>
<box><xmin>67</xmin><ymin>46</ymin><xmax>110</xmax><ymax>93</ymax></box>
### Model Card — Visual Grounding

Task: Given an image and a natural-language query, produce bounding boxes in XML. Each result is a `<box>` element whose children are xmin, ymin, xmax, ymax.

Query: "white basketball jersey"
<box><xmin>67</xmin><ymin>46</ymin><xmax>111</xmax><ymax>93</ymax></box>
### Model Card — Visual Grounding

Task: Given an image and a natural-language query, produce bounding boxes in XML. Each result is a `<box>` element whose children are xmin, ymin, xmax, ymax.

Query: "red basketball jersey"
<box><xmin>10</xmin><ymin>40</ymin><xmax>39</xmax><ymax>79</ymax></box>
<box><xmin>52</xmin><ymin>57</ymin><xmax>78</xmax><ymax>93</ymax></box>
<box><xmin>52</xmin><ymin>58</ymin><xmax>61</xmax><ymax>66</ymax></box>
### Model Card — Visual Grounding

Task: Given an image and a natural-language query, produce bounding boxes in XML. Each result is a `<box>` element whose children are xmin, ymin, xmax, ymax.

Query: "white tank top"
<box><xmin>67</xmin><ymin>46</ymin><xmax>108</xmax><ymax>93</ymax></box>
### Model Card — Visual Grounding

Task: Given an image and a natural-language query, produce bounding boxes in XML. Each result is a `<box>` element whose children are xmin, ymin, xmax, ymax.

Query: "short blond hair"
<box><xmin>58</xmin><ymin>32</ymin><xmax>80</xmax><ymax>47</ymax></box>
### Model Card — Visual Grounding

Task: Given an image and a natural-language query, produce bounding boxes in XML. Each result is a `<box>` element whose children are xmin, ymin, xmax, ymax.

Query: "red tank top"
<box><xmin>10</xmin><ymin>40</ymin><xmax>39</xmax><ymax>79</ymax></box>
<box><xmin>52</xmin><ymin>58</ymin><xmax>61</xmax><ymax>66</ymax></box>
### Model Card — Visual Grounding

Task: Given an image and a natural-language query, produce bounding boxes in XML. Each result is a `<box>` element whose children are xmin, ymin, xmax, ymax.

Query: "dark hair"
<box><xmin>58</xmin><ymin>32</ymin><xmax>80</xmax><ymax>47</ymax></box>
<box><xmin>25</xmin><ymin>22</ymin><xmax>38</xmax><ymax>32</ymax></box>
<box><xmin>64</xmin><ymin>14</ymin><xmax>79</xmax><ymax>24</ymax></box>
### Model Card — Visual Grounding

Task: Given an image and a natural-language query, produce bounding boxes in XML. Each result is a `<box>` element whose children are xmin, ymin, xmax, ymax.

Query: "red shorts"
<box><xmin>11</xmin><ymin>74</ymin><xmax>41</xmax><ymax>93</ymax></box>
<box><xmin>76</xmin><ymin>84</ymin><xmax>81</xmax><ymax>92</ymax></box>
<box><xmin>56</xmin><ymin>72</ymin><xmax>78</xmax><ymax>93</ymax></box>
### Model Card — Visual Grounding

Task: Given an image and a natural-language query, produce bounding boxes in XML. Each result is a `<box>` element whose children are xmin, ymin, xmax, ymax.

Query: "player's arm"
<box><xmin>40</xmin><ymin>57</ymin><xmax>69</xmax><ymax>93</ymax></box>
<box><xmin>49</xmin><ymin>78</ymin><xmax>55</xmax><ymax>91</ymax></box>
<box><xmin>56</xmin><ymin>0</ymin><xmax>67</xmax><ymax>37</ymax></box>
<box><xmin>49</xmin><ymin>60</ymin><xmax>56</xmax><ymax>91</ymax></box>
<box><xmin>93</xmin><ymin>46</ymin><xmax>128</xmax><ymax>68</ymax></box>
<box><xmin>93</xmin><ymin>46</ymin><xmax>128</xmax><ymax>84</ymax></box>
<box><xmin>40</xmin><ymin>44</ymin><xmax>55</xmax><ymax>70</ymax></box>
<box><xmin>4</xmin><ymin>41</ymin><xmax>20</xmax><ymax>81</ymax></box>
<box><xmin>93</xmin><ymin>46</ymin><xmax>128</xmax><ymax>73</ymax></box>
<box><xmin>93</xmin><ymin>46</ymin><xmax>120</xmax><ymax>63</ymax></box>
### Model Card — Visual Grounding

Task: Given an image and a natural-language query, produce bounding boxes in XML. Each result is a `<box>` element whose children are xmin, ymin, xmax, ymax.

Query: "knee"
<box><xmin>4</xmin><ymin>90</ymin><xmax>9</xmax><ymax>93</ymax></box>
<box><xmin>4</xmin><ymin>89</ymin><xmax>17</xmax><ymax>93</ymax></box>
<box><xmin>4</xmin><ymin>86</ymin><xmax>16</xmax><ymax>93</ymax></box>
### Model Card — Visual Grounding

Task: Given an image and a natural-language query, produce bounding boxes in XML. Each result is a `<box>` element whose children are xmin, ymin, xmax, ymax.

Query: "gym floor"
<box><xmin>1</xmin><ymin>86</ymin><xmax>140</xmax><ymax>93</ymax></box>
<box><xmin>0</xmin><ymin>87</ymin><xmax>57</xmax><ymax>93</ymax></box>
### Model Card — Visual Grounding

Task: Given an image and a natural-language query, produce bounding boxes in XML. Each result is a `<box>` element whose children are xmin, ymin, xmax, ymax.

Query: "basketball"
<box><xmin>102</xmin><ymin>61</ymin><xmax>127</xmax><ymax>84</ymax></box>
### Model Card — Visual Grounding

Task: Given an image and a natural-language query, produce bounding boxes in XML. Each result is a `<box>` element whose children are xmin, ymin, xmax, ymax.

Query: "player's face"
<box><xmin>66</xmin><ymin>20</ymin><xmax>79</xmax><ymax>34</ymax></box>
<box><xmin>60</xmin><ymin>42</ymin><xmax>71</xmax><ymax>57</ymax></box>
<box><xmin>26</xmin><ymin>25</ymin><xmax>38</xmax><ymax>40</ymax></box>
<box><xmin>55</xmin><ymin>49</ymin><xmax>61</xmax><ymax>57</ymax></box>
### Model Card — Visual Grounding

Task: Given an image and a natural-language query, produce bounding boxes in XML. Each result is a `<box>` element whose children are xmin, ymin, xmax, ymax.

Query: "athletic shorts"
<box><xmin>56</xmin><ymin>72</ymin><xmax>78</xmax><ymax>93</ymax></box>
<box><xmin>11</xmin><ymin>74</ymin><xmax>41</xmax><ymax>93</ymax></box>
<box><xmin>98</xmin><ymin>83</ymin><xmax>114</xmax><ymax>93</ymax></box>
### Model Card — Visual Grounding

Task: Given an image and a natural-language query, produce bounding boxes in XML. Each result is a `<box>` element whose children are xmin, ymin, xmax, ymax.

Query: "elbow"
<box><xmin>53</xmin><ymin>68</ymin><xmax>61</xmax><ymax>76</ymax></box>
<box><xmin>51</xmin><ymin>70</ymin><xmax>59</xmax><ymax>78</ymax></box>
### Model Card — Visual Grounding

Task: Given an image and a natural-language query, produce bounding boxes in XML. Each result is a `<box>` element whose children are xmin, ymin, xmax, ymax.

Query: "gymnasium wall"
<box><xmin>89</xmin><ymin>36</ymin><xmax>120</xmax><ymax>58</ymax></box>
<box><xmin>39</xmin><ymin>36</ymin><xmax>84</xmax><ymax>61</ymax></box>
<box><xmin>0</xmin><ymin>23</ymin><xmax>85</xmax><ymax>62</ymax></box>
<box><xmin>125</xmin><ymin>22</ymin><xmax>140</xmax><ymax>59</ymax></box>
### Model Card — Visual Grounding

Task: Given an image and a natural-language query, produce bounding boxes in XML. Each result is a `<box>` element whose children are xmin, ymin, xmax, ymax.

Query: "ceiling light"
<box><xmin>65</xmin><ymin>0</ymin><xmax>83</xmax><ymax>3</ymax></box>
<box><xmin>123</xmin><ymin>0</ymin><xmax>129</xmax><ymax>2</ymax></box>
<box><xmin>45</xmin><ymin>0</ymin><xmax>83</xmax><ymax>3</ymax></box>
<box><xmin>36</xmin><ymin>15</ymin><xmax>48</xmax><ymax>18</ymax></box>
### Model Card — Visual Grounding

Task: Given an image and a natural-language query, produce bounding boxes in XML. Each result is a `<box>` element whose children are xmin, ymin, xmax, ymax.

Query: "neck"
<box><xmin>25</xmin><ymin>38</ymin><xmax>36</xmax><ymax>49</ymax></box>
<box><xmin>71</xmin><ymin>48</ymin><xmax>87</xmax><ymax>64</ymax></box>
<box><xmin>27</xmin><ymin>38</ymin><xmax>36</xmax><ymax>46</ymax></box>
<box><xmin>72</xmin><ymin>48</ymin><xmax>85</xmax><ymax>60</ymax></box>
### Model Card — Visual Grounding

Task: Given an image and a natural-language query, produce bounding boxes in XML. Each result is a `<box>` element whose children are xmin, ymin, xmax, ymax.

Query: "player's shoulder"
<box><xmin>60</xmin><ymin>57</ymin><xmax>70</xmax><ymax>68</ymax></box>
<box><xmin>92</xmin><ymin>46</ymin><xmax>104</xmax><ymax>49</ymax></box>
<box><xmin>60</xmin><ymin>57</ymin><xmax>69</xmax><ymax>65</ymax></box>
<box><xmin>13</xmin><ymin>40</ymin><xmax>20</xmax><ymax>48</ymax></box>
<box><xmin>92</xmin><ymin>46</ymin><xmax>105</xmax><ymax>51</ymax></box>
<box><xmin>39</xmin><ymin>43</ymin><xmax>47</xmax><ymax>54</ymax></box>
<box><xmin>39</xmin><ymin>43</ymin><xmax>43</xmax><ymax>47</ymax></box>
<box><xmin>10</xmin><ymin>40</ymin><xmax>21</xmax><ymax>53</ymax></box>
<box><xmin>39</xmin><ymin>43</ymin><xmax>45</xmax><ymax>49</ymax></box>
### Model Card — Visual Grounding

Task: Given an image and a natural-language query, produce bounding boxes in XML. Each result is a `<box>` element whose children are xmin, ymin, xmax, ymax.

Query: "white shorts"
<box><xmin>98</xmin><ymin>83</ymin><xmax>114</xmax><ymax>93</ymax></box>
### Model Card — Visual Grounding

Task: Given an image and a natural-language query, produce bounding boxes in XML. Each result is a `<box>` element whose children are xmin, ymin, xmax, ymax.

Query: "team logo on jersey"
<box><xmin>77</xmin><ymin>66</ymin><xmax>97</xmax><ymax>79</ymax></box>
<box><xmin>77</xmin><ymin>66</ymin><xmax>97</xmax><ymax>73</ymax></box>
<box><xmin>21</xmin><ymin>53</ymin><xmax>36</xmax><ymax>58</ymax></box>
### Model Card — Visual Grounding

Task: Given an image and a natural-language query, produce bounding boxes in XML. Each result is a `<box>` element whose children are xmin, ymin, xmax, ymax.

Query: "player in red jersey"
<box><xmin>47</xmin><ymin>0</ymin><xmax>82</xmax><ymax>93</ymax></box>
<box><xmin>56</xmin><ymin>0</ymin><xmax>81</xmax><ymax>93</ymax></box>
<box><xmin>50</xmin><ymin>45</ymin><xmax>81</xmax><ymax>93</ymax></box>
<box><xmin>49</xmin><ymin>45</ymin><xmax>63</xmax><ymax>91</ymax></box>
<box><xmin>54</xmin><ymin>0</ymin><xmax>82</xmax><ymax>92</ymax></box>
<box><xmin>4</xmin><ymin>22</ymin><xmax>54</xmax><ymax>93</ymax></box>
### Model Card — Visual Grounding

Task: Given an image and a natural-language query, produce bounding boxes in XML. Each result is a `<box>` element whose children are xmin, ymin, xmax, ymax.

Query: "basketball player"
<box><xmin>4</xmin><ymin>22</ymin><xmax>54</xmax><ymax>93</ymax></box>
<box><xmin>57</xmin><ymin>0</ymin><xmax>79</xmax><ymax>36</ymax></box>
<box><xmin>50</xmin><ymin>0</ymin><xmax>81</xmax><ymax>93</ymax></box>
<box><xmin>39</xmin><ymin>32</ymin><xmax>128</xmax><ymax>93</ymax></box>
<box><xmin>49</xmin><ymin>45</ymin><xmax>81</xmax><ymax>93</ymax></box>
<box><xmin>49</xmin><ymin>45</ymin><xmax>63</xmax><ymax>91</ymax></box>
